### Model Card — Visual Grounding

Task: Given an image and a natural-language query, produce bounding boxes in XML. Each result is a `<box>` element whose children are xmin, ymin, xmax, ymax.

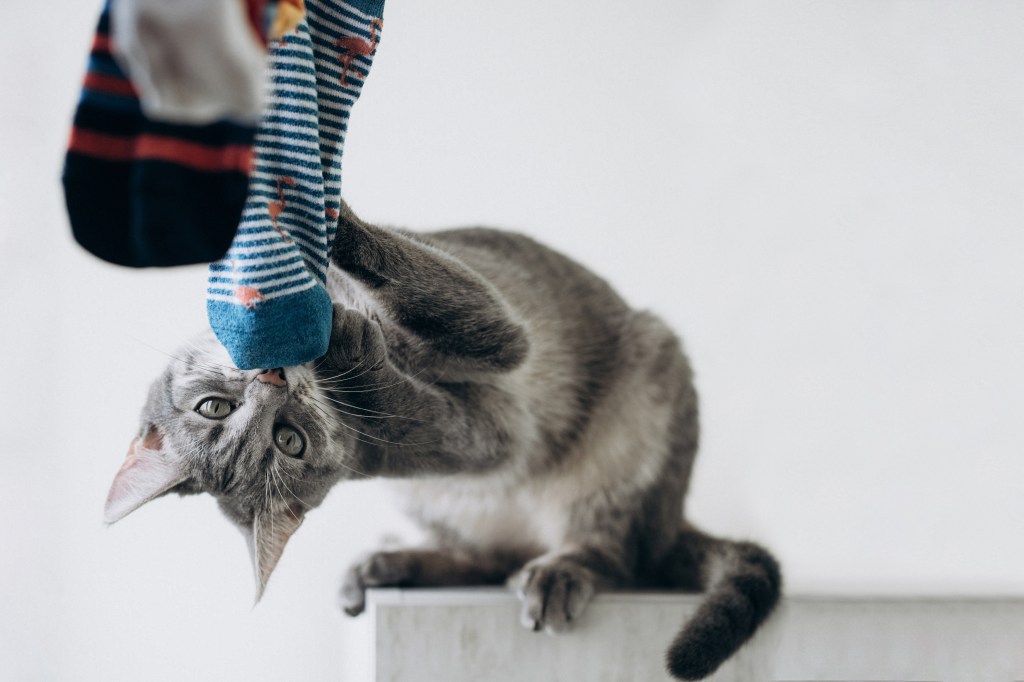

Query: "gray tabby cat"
<box><xmin>105</xmin><ymin>203</ymin><xmax>781</xmax><ymax>680</ymax></box>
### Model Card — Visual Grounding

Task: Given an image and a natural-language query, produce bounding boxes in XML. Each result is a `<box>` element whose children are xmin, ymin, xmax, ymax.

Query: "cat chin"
<box><xmin>216</xmin><ymin>496</ymin><xmax>254</xmax><ymax>529</ymax></box>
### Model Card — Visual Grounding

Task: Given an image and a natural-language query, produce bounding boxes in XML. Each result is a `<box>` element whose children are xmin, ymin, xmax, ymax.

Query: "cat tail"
<box><xmin>659</xmin><ymin>526</ymin><xmax>782</xmax><ymax>680</ymax></box>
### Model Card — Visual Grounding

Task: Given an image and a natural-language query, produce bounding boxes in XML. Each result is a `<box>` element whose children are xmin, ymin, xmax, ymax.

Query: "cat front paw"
<box><xmin>339</xmin><ymin>550</ymin><xmax>418</xmax><ymax>617</ymax></box>
<box><xmin>510</xmin><ymin>557</ymin><xmax>596</xmax><ymax>634</ymax></box>
<box><xmin>321</xmin><ymin>305</ymin><xmax>387</xmax><ymax>377</ymax></box>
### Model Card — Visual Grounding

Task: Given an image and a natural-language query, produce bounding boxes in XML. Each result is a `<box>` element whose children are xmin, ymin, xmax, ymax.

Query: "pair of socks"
<box><xmin>64</xmin><ymin>0</ymin><xmax>384</xmax><ymax>369</ymax></box>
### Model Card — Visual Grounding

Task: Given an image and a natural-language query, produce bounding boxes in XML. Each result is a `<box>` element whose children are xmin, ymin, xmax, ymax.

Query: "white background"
<box><xmin>2</xmin><ymin>1</ymin><xmax>1023</xmax><ymax>680</ymax></box>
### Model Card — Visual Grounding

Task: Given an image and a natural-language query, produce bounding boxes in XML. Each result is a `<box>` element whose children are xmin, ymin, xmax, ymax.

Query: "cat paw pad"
<box><xmin>510</xmin><ymin>559</ymin><xmax>595</xmax><ymax>634</ymax></box>
<box><xmin>322</xmin><ymin>305</ymin><xmax>387</xmax><ymax>374</ymax></box>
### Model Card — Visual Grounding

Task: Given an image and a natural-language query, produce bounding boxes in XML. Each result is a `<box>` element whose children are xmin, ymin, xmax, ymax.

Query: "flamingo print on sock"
<box><xmin>235</xmin><ymin>285</ymin><xmax>265</xmax><ymax>310</ymax></box>
<box><xmin>335</xmin><ymin>18</ymin><xmax>382</xmax><ymax>87</ymax></box>
<box><xmin>268</xmin><ymin>176</ymin><xmax>297</xmax><ymax>242</ymax></box>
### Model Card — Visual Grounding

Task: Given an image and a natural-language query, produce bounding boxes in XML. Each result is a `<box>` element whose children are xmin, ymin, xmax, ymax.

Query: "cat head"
<box><xmin>105</xmin><ymin>331</ymin><xmax>350</xmax><ymax>600</ymax></box>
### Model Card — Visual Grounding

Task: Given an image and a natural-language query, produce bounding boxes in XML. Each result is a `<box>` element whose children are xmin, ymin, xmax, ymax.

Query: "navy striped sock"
<box><xmin>63</xmin><ymin>3</ymin><xmax>257</xmax><ymax>268</ymax></box>
<box><xmin>206</xmin><ymin>0</ymin><xmax>384</xmax><ymax>369</ymax></box>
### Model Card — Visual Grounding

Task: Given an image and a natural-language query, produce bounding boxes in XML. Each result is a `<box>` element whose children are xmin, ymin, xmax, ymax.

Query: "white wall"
<box><xmin>2</xmin><ymin>1</ymin><xmax>1022</xmax><ymax>680</ymax></box>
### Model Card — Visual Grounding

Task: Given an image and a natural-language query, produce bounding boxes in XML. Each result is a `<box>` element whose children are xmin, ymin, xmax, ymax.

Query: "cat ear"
<box><xmin>249</xmin><ymin>505</ymin><xmax>305</xmax><ymax>602</ymax></box>
<box><xmin>104</xmin><ymin>426</ymin><xmax>187</xmax><ymax>524</ymax></box>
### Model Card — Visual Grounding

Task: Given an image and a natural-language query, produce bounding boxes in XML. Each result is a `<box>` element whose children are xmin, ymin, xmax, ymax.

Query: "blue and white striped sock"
<box><xmin>207</xmin><ymin>0</ymin><xmax>384</xmax><ymax>370</ymax></box>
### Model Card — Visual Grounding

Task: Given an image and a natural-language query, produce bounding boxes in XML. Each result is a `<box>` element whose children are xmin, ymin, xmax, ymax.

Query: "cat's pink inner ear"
<box><xmin>140</xmin><ymin>426</ymin><xmax>163</xmax><ymax>452</ymax></box>
<box><xmin>104</xmin><ymin>427</ymin><xmax>185</xmax><ymax>525</ymax></box>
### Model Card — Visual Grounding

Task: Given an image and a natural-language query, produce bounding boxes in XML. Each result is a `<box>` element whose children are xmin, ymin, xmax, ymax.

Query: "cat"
<box><xmin>105</xmin><ymin>202</ymin><xmax>781</xmax><ymax>680</ymax></box>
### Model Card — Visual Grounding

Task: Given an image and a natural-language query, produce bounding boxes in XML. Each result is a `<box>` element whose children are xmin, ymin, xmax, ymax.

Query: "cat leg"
<box><xmin>340</xmin><ymin>548</ymin><xmax>514</xmax><ymax>616</ymax></box>
<box><xmin>509</xmin><ymin>544</ymin><xmax>630</xmax><ymax>634</ymax></box>
<box><xmin>330</xmin><ymin>203</ymin><xmax>528</xmax><ymax>373</ymax></box>
<box><xmin>317</xmin><ymin>306</ymin><xmax>521</xmax><ymax>475</ymax></box>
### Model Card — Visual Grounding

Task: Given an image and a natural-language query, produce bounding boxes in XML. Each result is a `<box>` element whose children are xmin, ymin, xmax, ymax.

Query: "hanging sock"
<box><xmin>206</xmin><ymin>0</ymin><xmax>385</xmax><ymax>370</ymax></box>
<box><xmin>62</xmin><ymin>0</ymin><xmax>265</xmax><ymax>267</ymax></box>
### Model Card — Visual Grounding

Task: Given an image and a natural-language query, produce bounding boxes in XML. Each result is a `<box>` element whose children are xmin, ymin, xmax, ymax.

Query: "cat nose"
<box><xmin>255</xmin><ymin>368</ymin><xmax>287</xmax><ymax>386</ymax></box>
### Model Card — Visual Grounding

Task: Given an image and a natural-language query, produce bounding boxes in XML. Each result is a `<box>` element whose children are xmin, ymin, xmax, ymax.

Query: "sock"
<box><xmin>63</xmin><ymin>1</ymin><xmax>260</xmax><ymax>268</ymax></box>
<box><xmin>206</xmin><ymin>0</ymin><xmax>385</xmax><ymax>370</ymax></box>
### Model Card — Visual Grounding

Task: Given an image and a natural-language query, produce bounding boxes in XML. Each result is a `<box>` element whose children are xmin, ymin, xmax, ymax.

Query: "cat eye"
<box><xmin>274</xmin><ymin>424</ymin><xmax>305</xmax><ymax>457</ymax></box>
<box><xmin>196</xmin><ymin>398</ymin><xmax>233</xmax><ymax>420</ymax></box>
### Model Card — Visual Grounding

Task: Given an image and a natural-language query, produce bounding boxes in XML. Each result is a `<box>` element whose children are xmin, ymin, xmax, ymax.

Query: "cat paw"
<box><xmin>510</xmin><ymin>558</ymin><xmax>596</xmax><ymax>634</ymax></box>
<box><xmin>339</xmin><ymin>550</ymin><xmax>417</xmax><ymax>617</ymax></box>
<box><xmin>322</xmin><ymin>305</ymin><xmax>387</xmax><ymax>376</ymax></box>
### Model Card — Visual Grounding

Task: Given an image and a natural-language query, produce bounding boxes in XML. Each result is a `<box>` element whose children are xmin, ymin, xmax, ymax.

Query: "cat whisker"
<box><xmin>307</xmin><ymin>395</ymin><xmax>334</xmax><ymax>415</ymax></box>
<box><xmin>304</xmin><ymin>397</ymin><xmax>337</xmax><ymax>426</ymax></box>
<box><xmin>309</xmin><ymin>389</ymin><xmax>411</xmax><ymax>419</ymax></box>
<box><xmin>271</xmin><ymin>462</ymin><xmax>312</xmax><ymax>510</ymax></box>
<box><xmin>336</xmin><ymin>459</ymin><xmax>372</xmax><ymax>479</ymax></box>
<box><xmin>313</xmin><ymin>399</ymin><xmax>385</xmax><ymax>423</ymax></box>
<box><xmin>332</xmin><ymin>424</ymin><xmax>399</xmax><ymax>451</ymax></box>
<box><xmin>314</xmin><ymin>372</ymin><xmax>375</xmax><ymax>389</ymax></box>
<box><xmin>334</xmin><ymin>419</ymin><xmax>439</xmax><ymax>448</ymax></box>
<box><xmin>181</xmin><ymin>340</ymin><xmax>244</xmax><ymax>374</ymax></box>
<box><xmin>269</xmin><ymin>468</ymin><xmax>283</xmax><ymax>510</ymax></box>
<box><xmin>315</xmin><ymin>357</ymin><xmax>372</xmax><ymax>383</ymax></box>
<box><xmin>333</xmin><ymin>358</ymin><xmax>386</xmax><ymax>384</ymax></box>
<box><xmin>319</xmin><ymin>366</ymin><xmax>432</xmax><ymax>396</ymax></box>
<box><xmin>132</xmin><ymin>335</ymin><xmax>234</xmax><ymax>378</ymax></box>
<box><xmin>139</xmin><ymin>344</ymin><xmax>223</xmax><ymax>379</ymax></box>
<box><xmin>313</xmin><ymin>394</ymin><xmax>425</xmax><ymax>422</ymax></box>
<box><xmin>276</xmin><ymin>465</ymin><xmax>301</xmax><ymax>482</ymax></box>
<box><xmin>178</xmin><ymin>354</ymin><xmax>236</xmax><ymax>380</ymax></box>
<box><xmin>263</xmin><ymin>470</ymin><xmax>276</xmax><ymax>537</ymax></box>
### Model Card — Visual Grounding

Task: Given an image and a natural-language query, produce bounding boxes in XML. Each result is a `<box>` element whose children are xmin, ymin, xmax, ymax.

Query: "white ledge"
<box><xmin>360</xmin><ymin>589</ymin><xmax>1024</xmax><ymax>682</ymax></box>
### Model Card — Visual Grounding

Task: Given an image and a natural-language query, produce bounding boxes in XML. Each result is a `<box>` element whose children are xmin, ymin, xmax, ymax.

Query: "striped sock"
<box><xmin>63</xmin><ymin>3</ymin><xmax>257</xmax><ymax>268</ymax></box>
<box><xmin>206</xmin><ymin>0</ymin><xmax>385</xmax><ymax>370</ymax></box>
